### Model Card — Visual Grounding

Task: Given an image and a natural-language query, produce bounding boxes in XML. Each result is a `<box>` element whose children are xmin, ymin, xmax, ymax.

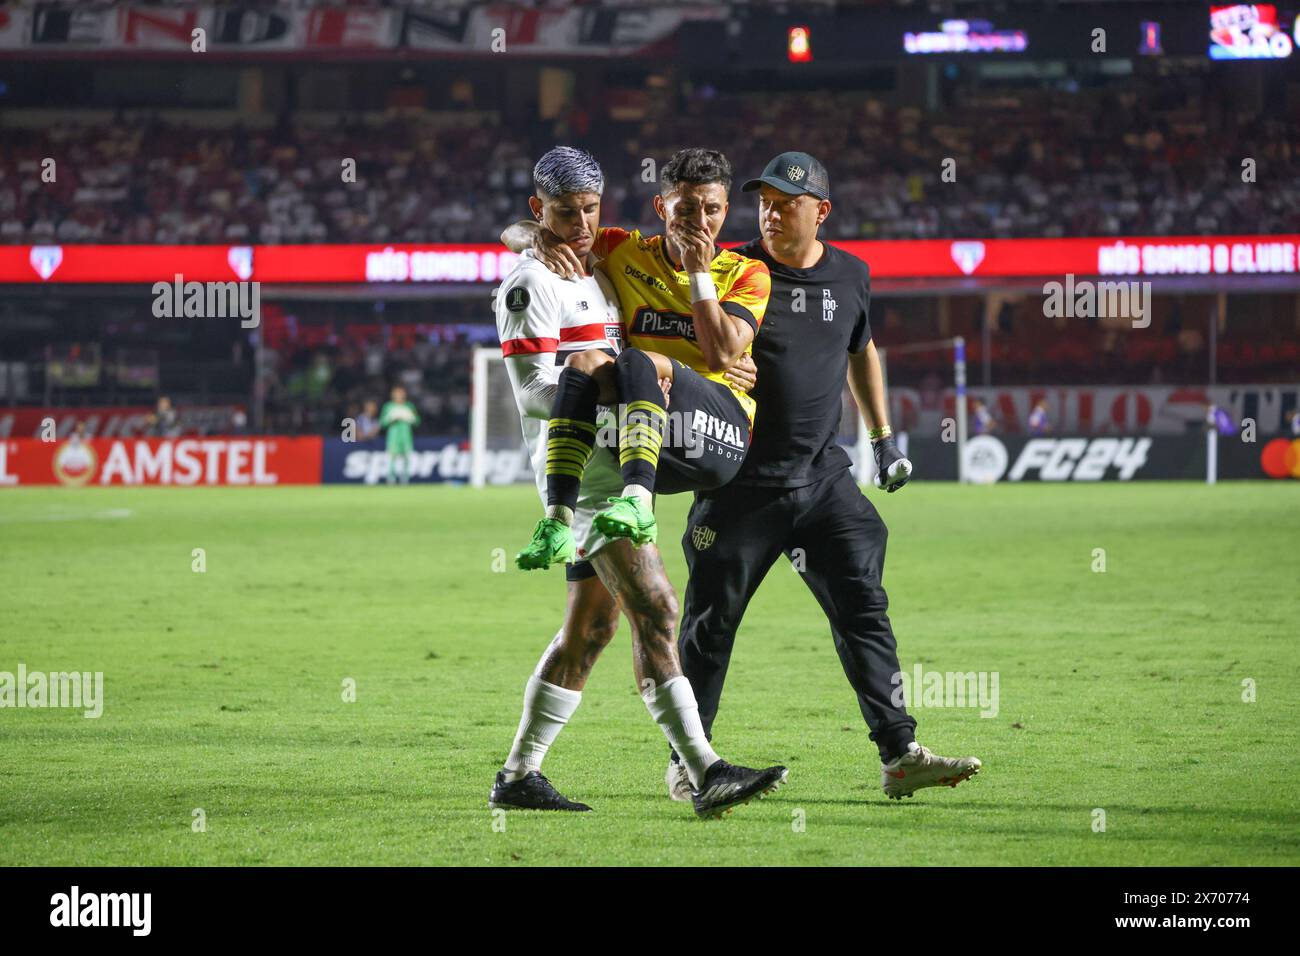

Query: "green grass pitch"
<box><xmin>1</xmin><ymin>482</ymin><xmax>1297</xmax><ymax>866</ymax></box>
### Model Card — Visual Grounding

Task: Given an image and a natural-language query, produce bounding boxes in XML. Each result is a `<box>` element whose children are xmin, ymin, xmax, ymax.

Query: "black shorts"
<box><xmin>565</xmin><ymin>361</ymin><xmax>748</xmax><ymax>578</ymax></box>
<box><xmin>566</xmin><ymin>560</ymin><xmax>598</xmax><ymax>582</ymax></box>
<box><xmin>656</xmin><ymin>361</ymin><xmax>751</xmax><ymax>495</ymax></box>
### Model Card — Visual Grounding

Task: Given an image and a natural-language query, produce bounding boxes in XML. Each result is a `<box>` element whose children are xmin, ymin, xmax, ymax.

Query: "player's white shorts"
<box><xmin>570</xmin><ymin>445</ymin><xmax>624</xmax><ymax>570</ymax></box>
<box><xmin>529</xmin><ymin>413</ymin><xmax>623</xmax><ymax>581</ymax></box>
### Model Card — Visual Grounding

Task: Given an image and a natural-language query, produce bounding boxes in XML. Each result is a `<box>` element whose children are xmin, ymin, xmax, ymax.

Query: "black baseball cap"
<box><xmin>741</xmin><ymin>151</ymin><xmax>830</xmax><ymax>200</ymax></box>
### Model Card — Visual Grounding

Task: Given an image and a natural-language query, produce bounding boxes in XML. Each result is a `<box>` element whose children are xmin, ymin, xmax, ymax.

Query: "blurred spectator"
<box><xmin>355</xmin><ymin>399</ymin><xmax>380</xmax><ymax>441</ymax></box>
<box><xmin>1027</xmin><ymin>399</ymin><xmax>1050</xmax><ymax>435</ymax></box>
<box><xmin>147</xmin><ymin>395</ymin><xmax>181</xmax><ymax>437</ymax></box>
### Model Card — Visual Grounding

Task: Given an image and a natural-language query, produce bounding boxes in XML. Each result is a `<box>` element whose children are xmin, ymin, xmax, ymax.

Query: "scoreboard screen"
<box><xmin>1209</xmin><ymin>4</ymin><xmax>1298</xmax><ymax>58</ymax></box>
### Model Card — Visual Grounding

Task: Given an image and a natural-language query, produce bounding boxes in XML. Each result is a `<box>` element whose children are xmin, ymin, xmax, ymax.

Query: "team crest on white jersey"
<box><xmin>691</xmin><ymin>525</ymin><xmax>716</xmax><ymax>551</ymax></box>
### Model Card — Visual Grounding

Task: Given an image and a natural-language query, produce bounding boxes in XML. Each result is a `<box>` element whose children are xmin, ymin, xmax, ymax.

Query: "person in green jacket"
<box><xmin>380</xmin><ymin>385</ymin><xmax>420</xmax><ymax>484</ymax></box>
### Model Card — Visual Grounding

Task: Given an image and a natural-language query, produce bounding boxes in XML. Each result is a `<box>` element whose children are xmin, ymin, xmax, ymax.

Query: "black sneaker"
<box><xmin>489</xmin><ymin>770</ymin><xmax>593</xmax><ymax>812</ymax></box>
<box><xmin>692</xmin><ymin>760</ymin><xmax>788</xmax><ymax>819</ymax></box>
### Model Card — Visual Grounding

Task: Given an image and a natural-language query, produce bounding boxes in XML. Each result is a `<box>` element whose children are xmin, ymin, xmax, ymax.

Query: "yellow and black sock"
<box><xmin>545</xmin><ymin>367</ymin><xmax>600</xmax><ymax>511</ymax></box>
<box><xmin>614</xmin><ymin>350</ymin><xmax>667</xmax><ymax>492</ymax></box>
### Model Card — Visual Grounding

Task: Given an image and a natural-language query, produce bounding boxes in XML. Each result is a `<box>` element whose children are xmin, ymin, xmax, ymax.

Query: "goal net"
<box><xmin>469</xmin><ymin>347</ymin><xmax>534</xmax><ymax>488</ymax></box>
<box><xmin>871</xmin><ymin>336</ymin><xmax>969</xmax><ymax>484</ymax></box>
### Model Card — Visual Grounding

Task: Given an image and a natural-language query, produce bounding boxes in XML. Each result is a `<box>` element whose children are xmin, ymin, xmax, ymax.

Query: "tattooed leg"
<box><xmin>591</xmin><ymin>539</ymin><xmax>681</xmax><ymax>687</ymax></box>
<box><xmin>533</xmin><ymin>574</ymin><xmax>621</xmax><ymax>691</ymax></box>
<box><xmin>592</xmin><ymin>538</ymin><xmax>722</xmax><ymax>787</ymax></box>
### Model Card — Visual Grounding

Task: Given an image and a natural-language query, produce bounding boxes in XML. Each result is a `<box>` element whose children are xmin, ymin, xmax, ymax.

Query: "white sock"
<box><xmin>642</xmin><ymin>676</ymin><xmax>719</xmax><ymax>789</ymax></box>
<box><xmin>544</xmin><ymin>505</ymin><xmax>574</xmax><ymax>525</ymax></box>
<box><xmin>884</xmin><ymin>742</ymin><xmax>922</xmax><ymax>768</ymax></box>
<box><xmin>502</xmin><ymin>674</ymin><xmax>582</xmax><ymax>782</ymax></box>
<box><xmin>621</xmin><ymin>483</ymin><xmax>653</xmax><ymax>505</ymax></box>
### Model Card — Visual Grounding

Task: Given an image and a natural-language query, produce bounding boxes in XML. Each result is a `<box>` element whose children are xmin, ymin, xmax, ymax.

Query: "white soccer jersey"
<box><xmin>493</xmin><ymin>252</ymin><xmax>622</xmax><ymax>500</ymax></box>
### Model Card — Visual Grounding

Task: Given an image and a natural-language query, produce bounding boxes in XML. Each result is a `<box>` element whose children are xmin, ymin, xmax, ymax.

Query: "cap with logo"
<box><xmin>742</xmin><ymin>151</ymin><xmax>830</xmax><ymax>200</ymax></box>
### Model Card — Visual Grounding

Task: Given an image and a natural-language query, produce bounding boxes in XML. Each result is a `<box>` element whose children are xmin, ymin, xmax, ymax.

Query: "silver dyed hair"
<box><xmin>533</xmin><ymin>146</ymin><xmax>604</xmax><ymax>198</ymax></box>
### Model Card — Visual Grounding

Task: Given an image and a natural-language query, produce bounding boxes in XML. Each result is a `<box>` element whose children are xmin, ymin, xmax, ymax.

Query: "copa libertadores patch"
<box><xmin>506</xmin><ymin>287</ymin><xmax>531</xmax><ymax>312</ymax></box>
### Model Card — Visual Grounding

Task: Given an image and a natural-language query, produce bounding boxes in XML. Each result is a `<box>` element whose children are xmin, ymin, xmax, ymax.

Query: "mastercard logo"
<box><xmin>1260</xmin><ymin>437</ymin><xmax>1300</xmax><ymax>479</ymax></box>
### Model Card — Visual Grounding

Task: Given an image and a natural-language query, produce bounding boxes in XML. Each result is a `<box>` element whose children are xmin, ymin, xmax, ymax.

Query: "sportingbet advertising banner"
<box><xmin>0</xmin><ymin>437</ymin><xmax>322</xmax><ymax>487</ymax></box>
<box><xmin>320</xmin><ymin>437</ymin><xmax>530</xmax><ymax>485</ymax></box>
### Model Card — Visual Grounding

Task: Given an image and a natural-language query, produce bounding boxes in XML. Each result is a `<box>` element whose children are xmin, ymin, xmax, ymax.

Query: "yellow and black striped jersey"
<box><xmin>593</xmin><ymin>227</ymin><xmax>771</xmax><ymax>422</ymax></box>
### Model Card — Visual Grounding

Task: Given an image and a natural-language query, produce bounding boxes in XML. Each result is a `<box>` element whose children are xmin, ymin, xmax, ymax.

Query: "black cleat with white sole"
<box><xmin>489</xmin><ymin>770</ymin><xmax>592</xmax><ymax>811</ymax></box>
<box><xmin>692</xmin><ymin>760</ymin><xmax>788</xmax><ymax>819</ymax></box>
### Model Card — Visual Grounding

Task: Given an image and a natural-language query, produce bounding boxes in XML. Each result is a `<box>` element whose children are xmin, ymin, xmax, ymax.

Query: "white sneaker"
<box><xmin>881</xmin><ymin>744</ymin><xmax>981</xmax><ymax>799</ymax></box>
<box><xmin>665</xmin><ymin>756</ymin><xmax>693</xmax><ymax>802</ymax></box>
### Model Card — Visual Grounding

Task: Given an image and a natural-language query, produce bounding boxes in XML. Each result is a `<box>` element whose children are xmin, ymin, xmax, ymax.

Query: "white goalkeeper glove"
<box><xmin>872</xmin><ymin>435</ymin><xmax>912</xmax><ymax>493</ymax></box>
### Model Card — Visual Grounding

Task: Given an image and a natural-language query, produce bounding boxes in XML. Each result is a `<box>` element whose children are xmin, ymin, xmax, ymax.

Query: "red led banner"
<box><xmin>1</xmin><ymin>235</ymin><xmax>1297</xmax><ymax>284</ymax></box>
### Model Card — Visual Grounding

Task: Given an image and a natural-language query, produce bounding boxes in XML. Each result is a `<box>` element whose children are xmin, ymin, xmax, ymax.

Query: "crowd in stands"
<box><xmin>257</xmin><ymin>319</ymin><xmax>476</xmax><ymax>436</ymax></box>
<box><xmin>4</xmin><ymin>76</ymin><xmax>1296</xmax><ymax>246</ymax></box>
<box><xmin>877</xmin><ymin>299</ymin><xmax>1300</xmax><ymax>389</ymax></box>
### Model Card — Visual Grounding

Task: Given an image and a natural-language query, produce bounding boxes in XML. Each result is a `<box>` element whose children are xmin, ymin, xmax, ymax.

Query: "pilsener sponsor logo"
<box><xmin>631</xmin><ymin>307</ymin><xmax>696</xmax><ymax>341</ymax></box>
<box><xmin>50</xmin><ymin>886</ymin><xmax>150</xmax><ymax>936</ymax></box>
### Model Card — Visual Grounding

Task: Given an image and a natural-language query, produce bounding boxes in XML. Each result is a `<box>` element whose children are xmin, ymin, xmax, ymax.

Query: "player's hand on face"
<box><xmin>658</xmin><ymin>377</ymin><xmax>672</xmax><ymax>407</ymax></box>
<box><xmin>723</xmin><ymin>353</ymin><xmax>758</xmax><ymax>392</ymax></box>
<box><xmin>533</xmin><ymin>227</ymin><xmax>586</xmax><ymax>279</ymax></box>
<box><xmin>872</xmin><ymin>436</ymin><xmax>912</xmax><ymax>493</ymax></box>
<box><xmin>672</xmin><ymin>219</ymin><xmax>714</xmax><ymax>273</ymax></box>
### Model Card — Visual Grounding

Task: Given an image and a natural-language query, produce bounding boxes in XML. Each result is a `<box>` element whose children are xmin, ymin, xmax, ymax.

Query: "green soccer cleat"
<box><xmin>515</xmin><ymin>517</ymin><xmax>576</xmax><ymax>570</ymax></box>
<box><xmin>593</xmin><ymin>495</ymin><xmax>657</xmax><ymax>546</ymax></box>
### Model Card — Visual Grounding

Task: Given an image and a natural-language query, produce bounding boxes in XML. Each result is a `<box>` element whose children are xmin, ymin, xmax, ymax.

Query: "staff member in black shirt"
<box><xmin>669</xmin><ymin>153</ymin><xmax>983</xmax><ymax>802</ymax></box>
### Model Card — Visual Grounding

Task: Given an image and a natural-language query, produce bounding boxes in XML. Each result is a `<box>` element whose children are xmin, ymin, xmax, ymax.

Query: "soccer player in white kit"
<box><xmin>488</xmin><ymin>147</ymin><xmax>787</xmax><ymax>817</ymax></box>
